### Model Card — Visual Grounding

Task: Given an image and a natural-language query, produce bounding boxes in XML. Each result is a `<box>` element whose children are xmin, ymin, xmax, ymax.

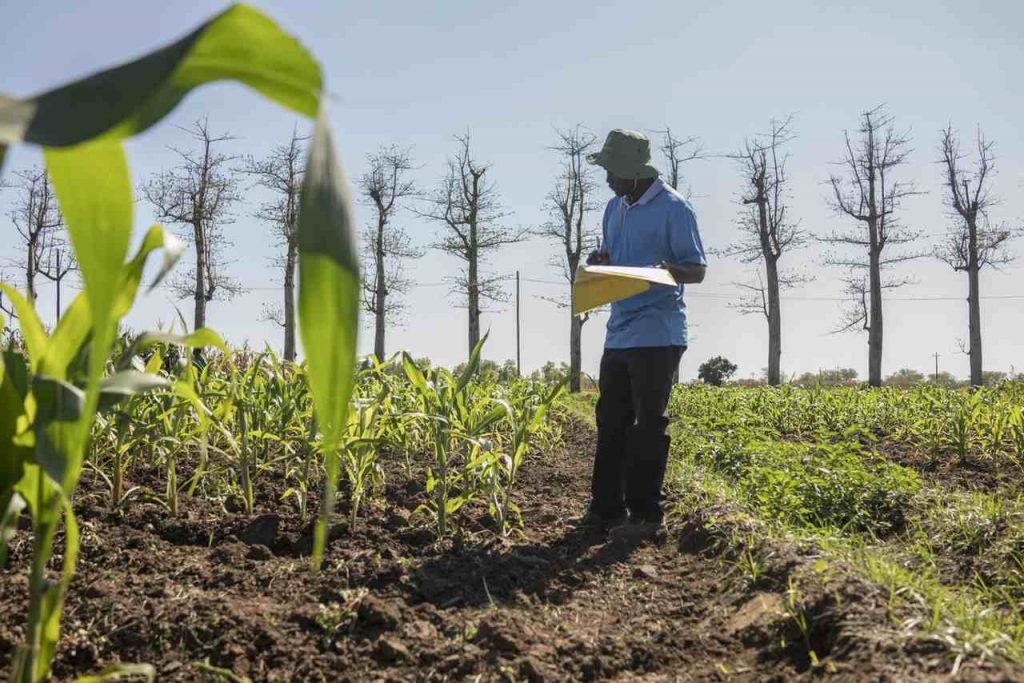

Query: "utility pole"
<box><xmin>933</xmin><ymin>352</ymin><xmax>940</xmax><ymax>384</ymax></box>
<box><xmin>515</xmin><ymin>270</ymin><xmax>521</xmax><ymax>377</ymax></box>
<box><xmin>54</xmin><ymin>248</ymin><xmax>64</xmax><ymax>322</ymax></box>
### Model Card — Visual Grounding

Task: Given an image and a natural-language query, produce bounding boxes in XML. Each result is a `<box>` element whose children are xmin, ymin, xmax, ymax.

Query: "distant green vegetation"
<box><xmin>664</xmin><ymin>382</ymin><xmax>1024</xmax><ymax>667</ymax></box>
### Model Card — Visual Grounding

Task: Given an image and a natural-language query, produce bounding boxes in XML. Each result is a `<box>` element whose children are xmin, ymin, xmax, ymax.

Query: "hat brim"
<box><xmin>586</xmin><ymin>153</ymin><xmax>659</xmax><ymax>180</ymax></box>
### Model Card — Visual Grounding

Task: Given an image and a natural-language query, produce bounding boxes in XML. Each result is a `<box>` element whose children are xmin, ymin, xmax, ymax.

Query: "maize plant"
<box><xmin>0</xmin><ymin>4</ymin><xmax>359</xmax><ymax>679</ymax></box>
<box><xmin>477</xmin><ymin>380</ymin><xmax>565</xmax><ymax>536</ymax></box>
<box><xmin>402</xmin><ymin>336</ymin><xmax>507</xmax><ymax>539</ymax></box>
<box><xmin>341</xmin><ymin>395</ymin><xmax>386</xmax><ymax>531</ymax></box>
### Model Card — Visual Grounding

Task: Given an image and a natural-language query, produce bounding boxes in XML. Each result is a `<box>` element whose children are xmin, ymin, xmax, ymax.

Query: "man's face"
<box><xmin>606</xmin><ymin>171</ymin><xmax>635</xmax><ymax>197</ymax></box>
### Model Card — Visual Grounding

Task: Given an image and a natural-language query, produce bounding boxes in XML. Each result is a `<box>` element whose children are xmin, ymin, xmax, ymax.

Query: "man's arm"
<box><xmin>665</xmin><ymin>200</ymin><xmax>707</xmax><ymax>284</ymax></box>
<box><xmin>660</xmin><ymin>262</ymin><xmax>706</xmax><ymax>284</ymax></box>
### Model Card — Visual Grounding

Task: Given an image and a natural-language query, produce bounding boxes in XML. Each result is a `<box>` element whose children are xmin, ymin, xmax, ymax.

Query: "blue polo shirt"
<box><xmin>600</xmin><ymin>178</ymin><xmax>706</xmax><ymax>349</ymax></box>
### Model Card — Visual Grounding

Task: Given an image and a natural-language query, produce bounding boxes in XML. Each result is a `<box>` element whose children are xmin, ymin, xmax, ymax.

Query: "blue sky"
<box><xmin>2</xmin><ymin>0</ymin><xmax>1022</xmax><ymax>380</ymax></box>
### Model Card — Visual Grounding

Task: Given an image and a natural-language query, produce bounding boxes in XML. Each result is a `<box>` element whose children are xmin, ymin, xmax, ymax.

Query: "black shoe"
<box><xmin>569</xmin><ymin>509</ymin><xmax>626</xmax><ymax>532</ymax></box>
<box><xmin>608</xmin><ymin>517</ymin><xmax>665</xmax><ymax>544</ymax></box>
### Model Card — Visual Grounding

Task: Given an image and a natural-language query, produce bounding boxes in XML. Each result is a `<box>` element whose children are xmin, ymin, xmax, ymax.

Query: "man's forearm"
<box><xmin>663</xmin><ymin>263</ymin><xmax>706</xmax><ymax>284</ymax></box>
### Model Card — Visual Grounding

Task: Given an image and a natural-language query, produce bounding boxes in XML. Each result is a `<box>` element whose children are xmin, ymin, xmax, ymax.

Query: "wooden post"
<box><xmin>515</xmin><ymin>270</ymin><xmax>521</xmax><ymax>377</ymax></box>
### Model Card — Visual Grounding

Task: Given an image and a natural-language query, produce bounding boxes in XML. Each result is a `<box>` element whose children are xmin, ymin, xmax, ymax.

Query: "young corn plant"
<box><xmin>477</xmin><ymin>380</ymin><xmax>565</xmax><ymax>536</ymax></box>
<box><xmin>0</xmin><ymin>5</ymin><xmax>359</xmax><ymax>678</ymax></box>
<box><xmin>402</xmin><ymin>335</ymin><xmax>505</xmax><ymax>539</ymax></box>
<box><xmin>341</xmin><ymin>396</ymin><xmax>385</xmax><ymax>531</ymax></box>
<box><xmin>1009</xmin><ymin>408</ymin><xmax>1024</xmax><ymax>470</ymax></box>
<box><xmin>948</xmin><ymin>393</ymin><xmax>983</xmax><ymax>466</ymax></box>
<box><xmin>0</xmin><ymin>226</ymin><xmax>204</xmax><ymax>681</ymax></box>
<box><xmin>282</xmin><ymin>415</ymin><xmax>318</xmax><ymax>519</ymax></box>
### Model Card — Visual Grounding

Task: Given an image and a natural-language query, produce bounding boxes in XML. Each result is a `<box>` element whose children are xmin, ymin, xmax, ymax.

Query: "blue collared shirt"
<box><xmin>600</xmin><ymin>178</ymin><xmax>706</xmax><ymax>349</ymax></box>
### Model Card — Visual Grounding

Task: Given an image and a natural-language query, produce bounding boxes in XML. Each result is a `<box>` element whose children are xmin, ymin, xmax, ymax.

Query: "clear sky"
<box><xmin>2</xmin><ymin>0</ymin><xmax>1022</xmax><ymax>380</ymax></box>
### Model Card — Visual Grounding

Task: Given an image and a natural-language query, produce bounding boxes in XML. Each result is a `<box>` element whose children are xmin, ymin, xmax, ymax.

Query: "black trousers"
<box><xmin>591</xmin><ymin>345</ymin><xmax>684</xmax><ymax>523</ymax></box>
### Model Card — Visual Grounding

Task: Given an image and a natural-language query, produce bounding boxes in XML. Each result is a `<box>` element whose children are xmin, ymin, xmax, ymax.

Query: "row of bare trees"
<box><xmin>724</xmin><ymin>105</ymin><xmax>1015</xmax><ymax>388</ymax></box>
<box><xmin>1</xmin><ymin>111</ymin><xmax>1016</xmax><ymax>388</ymax></box>
<box><xmin>0</xmin><ymin>168</ymin><xmax>77</xmax><ymax>323</ymax></box>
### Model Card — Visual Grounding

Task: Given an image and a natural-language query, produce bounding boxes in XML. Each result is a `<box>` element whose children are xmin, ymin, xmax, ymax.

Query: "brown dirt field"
<box><xmin>1</xmin><ymin>418</ymin><xmax>1017</xmax><ymax>681</ymax></box>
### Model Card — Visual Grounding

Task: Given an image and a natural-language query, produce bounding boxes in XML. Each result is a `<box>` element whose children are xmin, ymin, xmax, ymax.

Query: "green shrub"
<box><xmin>701</xmin><ymin>437</ymin><xmax>920</xmax><ymax>534</ymax></box>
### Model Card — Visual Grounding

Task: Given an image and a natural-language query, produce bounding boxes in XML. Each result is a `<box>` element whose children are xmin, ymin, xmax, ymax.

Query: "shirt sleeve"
<box><xmin>600</xmin><ymin>199</ymin><xmax>613</xmax><ymax>250</ymax></box>
<box><xmin>668</xmin><ymin>201</ymin><xmax>707</xmax><ymax>266</ymax></box>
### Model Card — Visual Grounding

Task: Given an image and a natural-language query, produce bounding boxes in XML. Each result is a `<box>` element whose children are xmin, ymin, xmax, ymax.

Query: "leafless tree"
<box><xmin>7</xmin><ymin>167</ymin><xmax>66</xmax><ymax>306</ymax></box>
<box><xmin>936</xmin><ymin>125</ymin><xmax>1015</xmax><ymax>387</ymax></box>
<box><xmin>418</xmin><ymin>134</ymin><xmax>526</xmax><ymax>359</ymax></box>
<box><xmin>535</xmin><ymin>126</ymin><xmax>599</xmax><ymax>392</ymax></box>
<box><xmin>0</xmin><ymin>267</ymin><xmax>16</xmax><ymax>321</ymax></box>
<box><xmin>38</xmin><ymin>243</ymin><xmax>76</xmax><ymax>323</ymax></box>
<box><xmin>143</xmin><ymin>120</ymin><xmax>242</xmax><ymax>338</ymax></box>
<box><xmin>721</xmin><ymin>117</ymin><xmax>805</xmax><ymax>386</ymax></box>
<box><xmin>357</xmin><ymin>145</ymin><xmax>422</xmax><ymax>361</ymax></box>
<box><xmin>243</xmin><ymin>129</ymin><xmax>307</xmax><ymax>361</ymax></box>
<box><xmin>656</xmin><ymin>127</ymin><xmax>704</xmax><ymax>383</ymax></box>
<box><xmin>657</xmin><ymin>127</ymin><xmax>704</xmax><ymax>198</ymax></box>
<box><xmin>822</xmin><ymin>106</ymin><xmax>923</xmax><ymax>387</ymax></box>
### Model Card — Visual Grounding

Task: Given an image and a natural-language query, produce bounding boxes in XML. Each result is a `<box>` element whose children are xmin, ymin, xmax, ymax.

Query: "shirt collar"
<box><xmin>621</xmin><ymin>177</ymin><xmax>665</xmax><ymax>208</ymax></box>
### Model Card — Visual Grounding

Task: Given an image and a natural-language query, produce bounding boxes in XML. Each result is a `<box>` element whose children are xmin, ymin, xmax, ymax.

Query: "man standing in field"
<box><xmin>579</xmin><ymin>129</ymin><xmax>707</xmax><ymax>542</ymax></box>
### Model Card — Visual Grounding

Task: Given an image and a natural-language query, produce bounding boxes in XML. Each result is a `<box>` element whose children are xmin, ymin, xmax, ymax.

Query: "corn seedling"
<box><xmin>0</xmin><ymin>5</ymin><xmax>358</xmax><ymax>678</ymax></box>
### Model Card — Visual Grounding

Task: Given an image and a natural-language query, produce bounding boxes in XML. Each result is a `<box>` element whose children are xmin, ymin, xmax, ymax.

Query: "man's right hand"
<box><xmin>586</xmin><ymin>250</ymin><xmax>610</xmax><ymax>266</ymax></box>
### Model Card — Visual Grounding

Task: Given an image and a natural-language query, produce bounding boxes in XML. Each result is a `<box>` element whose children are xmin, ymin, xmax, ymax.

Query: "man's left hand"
<box><xmin>658</xmin><ymin>261</ymin><xmax>707</xmax><ymax>285</ymax></box>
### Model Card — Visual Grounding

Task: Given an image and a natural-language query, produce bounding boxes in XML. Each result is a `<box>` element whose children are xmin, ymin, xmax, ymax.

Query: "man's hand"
<box><xmin>586</xmin><ymin>249</ymin><xmax>610</xmax><ymax>266</ymax></box>
<box><xmin>658</xmin><ymin>261</ymin><xmax>706</xmax><ymax>284</ymax></box>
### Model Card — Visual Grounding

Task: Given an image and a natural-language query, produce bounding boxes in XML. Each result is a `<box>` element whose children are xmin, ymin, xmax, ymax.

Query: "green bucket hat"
<box><xmin>586</xmin><ymin>129</ymin><xmax>660</xmax><ymax>180</ymax></box>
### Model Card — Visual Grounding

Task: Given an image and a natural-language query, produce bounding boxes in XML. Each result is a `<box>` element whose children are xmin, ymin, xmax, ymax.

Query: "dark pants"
<box><xmin>591</xmin><ymin>345</ymin><xmax>684</xmax><ymax>523</ymax></box>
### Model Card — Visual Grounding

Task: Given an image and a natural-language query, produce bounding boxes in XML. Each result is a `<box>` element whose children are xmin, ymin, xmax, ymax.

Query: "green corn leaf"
<box><xmin>39</xmin><ymin>226</ymin><xmax>179</xmax><ymax>379</ymax></box>
<box><xmin>0</xmin><ymin>491</ymin><xmax>25</xmax><ymax>568</ymax></box>
<box><xmin>298</xmin><ymin>112</ymin><xmax>359</xmax><ymax>570</ymax></box>
<box><xmin>136</xmin><ymin>328</ymin><xmax>227</xmax><ymax>353</ymax></box>
<box><xmin>72</xmin><ymin>663</ymin><xmax>156</xmax><ymax>683</ymax></box>
<box><xmin>402</xmin><ymin>353</ymin><xmax>430</xmax><ymax>396</ymax></box>
<box><xmin>45</xmin><ymin>140</ymin><xmax>133</xmax><ymax>391</ymax></box>
<box><xmin>0</xmin><ymin>350</ymin><xmax>31</xmax><ymax>483</ymax></box>
<box><xmin>38</xmin><ymin>293</ymin><xmax>90</xmax><ymax>381</ymax></box>
<box><xmin>0</xmin><ymin>350</ymin><xmax>31</xmax><ymax>569</ymax></box>
<box><xmin>34</xmin><ymin>497</ymin><xmax>80</xmax><ymax>681</ymax></box>
<box><xmin>457</xmin><ymin>331</ymin><xmax>489</xmax><ymax>393</ymax></box>
<box><xmin>96</xmin><ymin>371</ymin><xmax>171</xmax><ymax>414</ymax></box>
<box><xmin>0</xmin><ymin>4</ymin><xmax>320</xmax><ymax>150</ymax></box>
<box><xmin>118</xmin><ymin>225</ymin><xmax>184</xmax><ymax>315</ymax></box>
<box><xmin>143</xmin><ymin>351</ymin><xmax>164</xmax><ymax>375</ymax></box>
<box><xmin>32</xmin><ymin>377</ymin><xmax>86</xmax><ymax>490</ymax></box>
<box><xmin>0</xmin><ymin>285</ymin><xmax>47</xmax><ymax>370</ymax></box>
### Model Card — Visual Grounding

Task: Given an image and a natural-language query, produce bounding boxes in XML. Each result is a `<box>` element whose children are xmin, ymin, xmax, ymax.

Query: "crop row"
<box><xmin>663</xmin><ymin>382</ymin><xmax>1024</xmax><ymax>669</ymax></box>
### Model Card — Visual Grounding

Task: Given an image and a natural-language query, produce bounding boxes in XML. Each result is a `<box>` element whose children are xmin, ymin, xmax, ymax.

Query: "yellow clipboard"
<box><xmin>571</xmin><ymin>265</ymin><xmax>678</xmax><ymax>315</ymax></box>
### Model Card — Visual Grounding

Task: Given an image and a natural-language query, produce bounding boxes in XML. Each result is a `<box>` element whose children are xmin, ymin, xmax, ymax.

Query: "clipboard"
<box><xmin>571</xmin><ymin>265</ymin><xmax>678</xmax><ymax>315</ymax></box>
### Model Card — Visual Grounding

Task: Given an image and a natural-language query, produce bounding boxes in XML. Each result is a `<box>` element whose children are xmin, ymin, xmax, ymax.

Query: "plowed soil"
<box><xmin>0</xmin><ymin>418</ymin><xmax>1014</xmax><ymax>681</ymax></box>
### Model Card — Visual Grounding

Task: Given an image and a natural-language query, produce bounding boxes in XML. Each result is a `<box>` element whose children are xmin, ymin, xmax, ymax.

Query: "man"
<box><xmin>580</xmin><ymin>128</ymin><xmax>707</xmax><ymax>542</ymax></box>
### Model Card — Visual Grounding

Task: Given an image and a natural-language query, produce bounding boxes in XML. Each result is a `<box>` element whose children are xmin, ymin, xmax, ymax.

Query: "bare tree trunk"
<box><xmin>374</xmin><ymin>216</ymin><xmax>387</xmax><ymax>359</ymax></box>
<box><xmin>144</xmin><ymin>120</ymin><xmax>242</xmax><ymax>338</ymax></box>
<box><xmin>194</xmin><ymin>222</ymin><xmax>207</xmax><ymax>332</ymax></box>
<box><xmin>935</xmin><ymin>125</ymin><xmax>1014</xmax><ymax>387</ymax></box>
<box><xmin>967</xmin><ymin>218</ymin><xmax>982</xmax><ymax>386</ymax></box>
<box><xmin>421</xmin><ymin>134</ymin><xmax>520</xmax><ymax>361</ymax></box>
<box><xmin>823</xmin><ymin>108</ymin><xmax>921</xmax><ymax>382</ymax></box>
<box><xmin>25</xmin><ymin>245</ymin><xmax>36</xmax><ymax>303</ymax></box>
<box><xmin>283</xmin><ymin>241</ymin><xmax>297</xmax><ymax>362</ymax></box>
<box><xmin>867</xmin><ymin>249</ymin><xmax>883</xmax><ymax>387</ymax></box>
<box><xmin>537</xmin><ymin>126</ymin><xmax>599</xmax><ymax>391</ymax></box>
<box><xmin>723</xmin><ymin>118</ymin><xmax>802</xmax><ymax>388</ymax></box>
<box><xmin>467</xmin><ymin>254</ymin><xmax>480</xmax><ymax>357</ymax></box>
<box><xmin>569</xmin><ymin>314</ymin><xmax>582</xmax><ymax>392</ymax></box>
<box><xmin>765</xmin><ymin>256</ymin><xmax>782</xmax><ymax>385</ymax></box>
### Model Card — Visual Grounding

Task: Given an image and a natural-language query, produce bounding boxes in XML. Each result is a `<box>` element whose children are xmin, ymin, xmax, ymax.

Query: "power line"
<box><xmin>23</xmin><ymin>273</ymin><xmax>1024</xmax><ymax>302</ymax></box>
<box><xmin>516</xmin><ymin>277</ymin><xmax>1024</xmax><ymax>302</ymax></box>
